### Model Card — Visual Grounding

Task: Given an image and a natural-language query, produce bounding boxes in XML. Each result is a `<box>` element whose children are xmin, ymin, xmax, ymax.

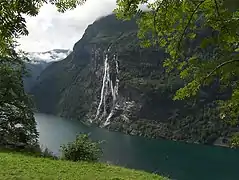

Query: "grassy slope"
<box><xmin>0</xmin><ymin>152</ymin><xmax>168</xmax><ymax>180</ymax></box>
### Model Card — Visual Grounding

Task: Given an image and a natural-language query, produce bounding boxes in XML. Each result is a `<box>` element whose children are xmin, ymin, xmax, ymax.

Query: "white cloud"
<box><xmin>26</xmin><ymin>50</ymin><xmax>72</xmax><ymax>63</ymax></box>
<box><xmin>17</xmin><ymin>0</ymin><xmax>153</xmax><ymax>53</ymax></box>
<box><xmin>18</xmin><ymin>0</ymin><xmax>117</xmax><ymax>52</ymax></box>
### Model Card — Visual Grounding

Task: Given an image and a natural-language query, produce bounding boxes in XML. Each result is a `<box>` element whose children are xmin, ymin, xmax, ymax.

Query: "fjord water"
<box><xmin>35</xmin><ymin>113</ymin><xmax>239</xmax><ymax>180</ymax></box>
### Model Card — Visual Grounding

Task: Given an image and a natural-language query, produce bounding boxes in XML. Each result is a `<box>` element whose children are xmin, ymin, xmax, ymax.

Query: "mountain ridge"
<box><xmin>23</xmin><ymin>49</ymin><xmax>71</xmax><ymax>92</ymax></box>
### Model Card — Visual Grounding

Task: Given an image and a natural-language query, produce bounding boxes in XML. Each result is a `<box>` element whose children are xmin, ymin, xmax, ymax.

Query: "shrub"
<box><xmin>0</xmin><ymin>143</ymin><xmax>57</xmax><ymax>159</ymax></box>
<box><xmin>60</xmin><ymin>134</ymin><xmax>103</xmax><ymax>162</ymax></box>
<box><xmin>40</xmin><ymin>147</ymin><xmax>58</xmax><ymax>160</ymax></box>
<box><xmin>230</xmin><ymin>132</ymin><xmax>239</xmax><ymax>148</ymax></box>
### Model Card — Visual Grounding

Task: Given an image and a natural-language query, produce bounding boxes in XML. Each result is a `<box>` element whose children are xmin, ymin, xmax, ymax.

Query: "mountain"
<box><xmin>23</xmin><ymin>49</ymin><xmax>71</xmax><ymax>92</ymax></box>
<box><xmin>30</xmin><ymin>14</ymin><xmax>236</xmax><ymax>146</ymax></box>
<box><xmin>26</xmin><ymin>49</ymin><xmax>72</xmax><ymax>63</ymax></box>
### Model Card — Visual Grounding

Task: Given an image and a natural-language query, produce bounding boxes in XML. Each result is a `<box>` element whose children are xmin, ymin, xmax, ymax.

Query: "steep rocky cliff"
<box><xmin>31</xmin><ymin>14</ymin><xmax>234</xmax><ymax>145</ymax></box>
<box><xmin>23</xmin><ymin>62</ymin><xmax>48</xmax><ymax>92</ymax></box>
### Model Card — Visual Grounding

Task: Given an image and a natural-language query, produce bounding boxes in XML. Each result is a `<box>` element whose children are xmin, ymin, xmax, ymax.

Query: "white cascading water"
<box><xmin>95</xmin><ymin>51</ymin><xmax>109</xmax><ymax>119</ymax></box>
<box><xmin>95</xmin><ymin>50</ymin><xmax>119</xmax><ymax>127</ymax></box>
<box><xmin>103</xmin><ymin>54</ymin><xmax>119</xmax><ymax>126</ymax></box>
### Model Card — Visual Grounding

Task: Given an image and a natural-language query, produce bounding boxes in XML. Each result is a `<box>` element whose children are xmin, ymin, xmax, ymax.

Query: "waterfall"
<box><xmin>114</xmin><ymin>55</ymin><xmax>119</xmax><ymax>97</ymax></box>
<box><xmin>95</xmin><ymin>53</ymin><xmax>109</xmax><ymax>119</ymax></box>
<box><xmin>103</xmin><ymin>54</ymin><xmax>119</xmax><ymax>126</ymax></box>
<box><xmin>95</xmin><ymin>50</ymin><xmax>119</xmax><ymax>127</ymax></box>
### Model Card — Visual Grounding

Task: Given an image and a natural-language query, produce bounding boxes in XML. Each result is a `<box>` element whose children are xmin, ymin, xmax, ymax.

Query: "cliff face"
<box><xmin>31</xmin><ymin>14</ymin><xmax>233</xmax><ymax>145</ymax></box>
<box><xmin>23</xmin><ymin>62</ymin><xmax>49</xmax><ymax>92</ymax></box>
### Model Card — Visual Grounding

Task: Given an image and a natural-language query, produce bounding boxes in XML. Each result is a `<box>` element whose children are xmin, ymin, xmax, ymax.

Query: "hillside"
<box><xmin>0</xmin><ymin>152</ymin><xmax>166</xmax><ymax>180</ymax></box>
<box><xmin>30</xmin><ymin>14</ymin><xmax>236</xmax><ymax>146</ymax></box>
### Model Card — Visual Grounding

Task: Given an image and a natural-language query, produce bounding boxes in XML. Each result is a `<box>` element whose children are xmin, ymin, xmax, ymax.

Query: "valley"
<box><xmin>28</xmin><ymin>14</ymin><xmax>236</xmax><ymax>147</ymax></box>
<box><xmin>2</xmin><ymin>1</ymin><xmax>239</xmax><ymax>180</ymax></box>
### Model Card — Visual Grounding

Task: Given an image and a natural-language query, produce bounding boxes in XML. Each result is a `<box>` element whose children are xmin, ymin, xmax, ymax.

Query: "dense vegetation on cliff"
<box><xmin>30</xmin><ymin>14</ymin><xmax>236</xmax><ymax>145</ymax></box>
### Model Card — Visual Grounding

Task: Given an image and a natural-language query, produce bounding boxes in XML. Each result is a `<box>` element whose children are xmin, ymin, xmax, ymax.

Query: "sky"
<box><xmin>18</xmin><ymin>0</ymin><xmax>117</xmax><ymax>52</ymax></box>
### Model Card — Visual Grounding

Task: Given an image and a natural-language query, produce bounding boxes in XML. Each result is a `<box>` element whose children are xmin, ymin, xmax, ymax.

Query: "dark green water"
<box><xmin>35</xmin><ymin>113</ymin><xmax>239</xmax><ymax>180</ymax></box>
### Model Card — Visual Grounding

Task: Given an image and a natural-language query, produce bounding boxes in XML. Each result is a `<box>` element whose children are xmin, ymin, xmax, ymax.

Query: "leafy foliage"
<box><xmin>230</xmin><ymin>132</ymin><xmax>239</xmax><ymax>147</ymax></box>
<box><xmin>0</xmin><ymin>1</ymin><xmax>87</xmax><ymax>149</ymax></box>
<box><xmin>60</xmin><ymin>134</ymin><xmax>103</xmax><ymax>162</ymax></box>
<box><xmin>115</xmin><ymin>0</ymin><xmax>239</xmax><ymax>125</ymax></box>
<box><xmin>0</xmin><ymin>0</ymin><xmax>86</xmax><ymax>55</ymax></box>
<box><xmin>0</xmin><ymin>51</ymin><xmax>39</xmax><ymax>147</ymax></box>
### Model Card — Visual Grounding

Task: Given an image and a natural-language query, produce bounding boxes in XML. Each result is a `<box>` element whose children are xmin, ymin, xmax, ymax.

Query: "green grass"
<box><xmin>0</xmin><ymin>152</ymin><xmax>168</xmax><ymax>180</ymax></box>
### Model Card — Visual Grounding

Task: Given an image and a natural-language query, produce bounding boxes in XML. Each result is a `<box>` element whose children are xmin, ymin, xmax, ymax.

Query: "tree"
<box><xmin>0</xmin><ymin>51</ymin><xmax>39</xmax><ymax>147</ymax></box>
<box><xmin>115</xmin><ymin>0</ymin><xmax>239</xmax><ymax>126</ymax></box>
<box><xmin>0</xmin><ymin>0</ymin><xmax>87</xmax><ymax>148</ymax></box>
<box><xmin>60</xmin><ymin>134</ymin><xmax>103</xmax><ymax>162</ymax></box>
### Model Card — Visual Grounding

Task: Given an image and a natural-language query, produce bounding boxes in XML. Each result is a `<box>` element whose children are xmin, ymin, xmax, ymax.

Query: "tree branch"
<box><xmin>176</xmin><ymin>0</ymin><xmax>205</xmax><ymax>53</ymax></box>
<box><xmin>153</xmin><ymin>5</ymin><xmax>161</xmax><ymax>34</ymax></box>
<box><xmin>153</xmin><ymin>1</ymin><xmax>164</xmax><ymax>46</ymax></box>
<box><xmin>206</xmin><ymin>59</ymin><xmax>239</xmax><ymax>78</ymax></box>
<box><xmin>126</xmin><ymin>0</ymin><xmax>134</xmax><ymax>13</ymax></box>
<box><xmin>214</xmin><ymin>0</ymin><xmax>239</xmax><ymax>37</ymax></box>
<box><xmin>214</xmin><ymin>0</ymin><xmax>220</xmax><ymax>16</ymax></box>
